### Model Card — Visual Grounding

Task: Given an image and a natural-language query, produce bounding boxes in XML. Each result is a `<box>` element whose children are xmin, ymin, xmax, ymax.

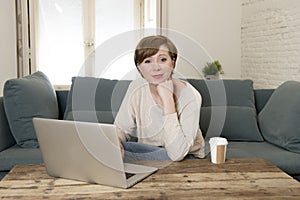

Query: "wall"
<box><xmin>167</xmin><ymin>0</ymin><xmax>241</xmax><ymax>79</ymax></box>
<box><xmin>0</xmin><ymin>0</ymin><xmax>241</xmax><ymax>92</ymax></box>
<box><xmin>242</xmin><ymin>0</ymin><xmax>300</xmax><ymax>88</ymax></box>
<box><xmin>0</xmin><ymin>0</ymin><xmax>17</xmax><ymax>96</ymax></box>
<box><xmin>2</xmin><ymin>1</ymin><xmax>299</xmax><ymax>91</ymax></box>
<box><xmin>0</xmin><ymin>0</ymin><xmax>242</xmax><ymax>93</ymax></box>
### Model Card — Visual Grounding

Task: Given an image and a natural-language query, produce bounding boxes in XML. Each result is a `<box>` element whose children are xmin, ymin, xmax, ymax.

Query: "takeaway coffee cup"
<box><xmin>209</xmin><ymin>137</ymin><xmax>228</xmax><ymax>164</ymax></box>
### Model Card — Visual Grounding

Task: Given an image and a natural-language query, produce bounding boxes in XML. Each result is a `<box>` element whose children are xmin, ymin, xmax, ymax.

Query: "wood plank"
<box><xmin>156</xmin><ymin>158</ymin><xmax>283</xmax><ymax>174</ymax></box>
<box><xmin>0</xmin><ymin>158</ymin><xmax>299</xmax><ymax>199</ymax></box>
<box><xmin>1</xmin><ymin>186</ymin><xmax>300</xmax><ymax>200</ymax></box>
<box><xmin>1</xmin><ymin>172</ymin><xmax>297</xmax><ymax>189</ymax></box>
<box><xmin>1</xmin><ymin>164</ymin><xmax>50</xmax><ymax>181</ymax></box>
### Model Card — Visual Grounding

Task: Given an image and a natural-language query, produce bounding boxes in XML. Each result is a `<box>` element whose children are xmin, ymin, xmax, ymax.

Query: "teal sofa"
<box><xmin>0</xmin><ymin>77</ymin><xmax>299</xmax><ymax>181</ymax></box>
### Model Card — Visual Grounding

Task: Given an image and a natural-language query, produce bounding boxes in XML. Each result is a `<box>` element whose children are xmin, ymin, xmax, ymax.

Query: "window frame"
<box><xmin>19</xmin><ymin>0</ymin><xmax>166</xmax><ymax>88</ymax></box>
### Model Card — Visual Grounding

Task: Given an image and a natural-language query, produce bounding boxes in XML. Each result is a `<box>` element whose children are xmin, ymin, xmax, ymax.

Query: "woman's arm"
<box><xmin>114</xmin><ymin>82</ymin><xmax>138</xmax><ymax>142</ymax></box>
<box><xmin>158</xmin><ymin>82</ymin><xmax>202</xmax><ymax>161</ymax></box>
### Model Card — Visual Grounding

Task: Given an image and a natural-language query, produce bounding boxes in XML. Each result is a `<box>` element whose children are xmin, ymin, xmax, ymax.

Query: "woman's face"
<box><xmin>137</xmin><ymin>45</ymin><xmax>174</xmax><ymax>85</ymax></box>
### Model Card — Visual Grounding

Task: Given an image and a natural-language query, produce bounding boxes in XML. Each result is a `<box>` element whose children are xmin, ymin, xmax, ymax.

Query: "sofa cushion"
<box><xmin>258</xmin><ymin>81</ymin><xmax>300</xmax><ymax>154</ymax></box>
<box><xmin>224</xmin><ymin>141</ymin><xmax>300</xmax><ymax>175</ymax></box>
<box><xmin>65</xmin><ymin>111</ymin><xmax>116</xmax><ymax>124</ymax></box>
<box><xmin>3</xmin><ymin>71</ymin><xmax>58</xmax><ymax>148</ymax></box>
<box><xmin>254</xmin><ymin>89</ymin><xmax>274</xmax><ymax>113</ymax></box>
<box><xmin>0</xmin><ymin>172</ymin><xmax>7</xmax><ymax>180</ymax></box>
<box><xmin>56</xmin><ymin>90</ymin><xmax>69</xmax><ymax>119</ymax></box>
<box><xmin>0</xmin><ymin>144</ymin><xmax>43</xmax><ymax>171</ymax></box>
<box><xmin>188</xmin><ymin>79</ymin><xmax>263</xmax><ymax>141</ymax></box>
<box><xmin>0</xmin><ymin>97</ymin><xmax>15</xmax><ymax>151</ymax></box>
<box><xmin>64</xmin><ymin>76</ymin><xmax>130</xmax><ymax>123</ymax></box>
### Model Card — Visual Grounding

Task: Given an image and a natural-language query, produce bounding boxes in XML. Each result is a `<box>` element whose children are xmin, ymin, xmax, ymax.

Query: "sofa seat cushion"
<box><xmin>3</xmin><ymin>71</ymin><xmax>59</xmax><ymax>148</ymax></box>
<box><xmin>0</xmin><ymin>172</ymin><xmax>8</xmax><ymax>180</ymax></box>
<box><xmin>294</xmin><ymin>175</ymin><xmax>300</xmax><ymax>182</ymax></box>
<box><xmin>188</xmin><ymin>79</ymin><xmax>263</xmax><ymax>141</ymax></box>
<box><xmin>225</xmin><ymin>141</ymin><xmax>300</xmax><ymax>175</ymax></box>
<box><xmin>258</xmin><ymin>81</ymin><xmax>300</xmax><ymax>154</ymax></box>
<box><xmin>0</xmin><ymin>145</ymin><xmax>43</xmax><ymax>171</ymax></box>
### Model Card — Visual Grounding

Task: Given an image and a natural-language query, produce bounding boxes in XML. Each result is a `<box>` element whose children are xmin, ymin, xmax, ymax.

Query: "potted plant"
<box><xmin>202</xmin><ymin>60</ymin><xmax>224</xmax><ymax>79</ymax></box>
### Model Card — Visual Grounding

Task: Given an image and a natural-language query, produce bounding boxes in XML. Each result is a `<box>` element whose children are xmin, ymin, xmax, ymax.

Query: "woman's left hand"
<box><xmin>157</xmin><ymin>79</ymin><xmax>174</xmax><ymax>99</ymax></box>
<box><xmin>156</xmin><ymin>79</ymin><xmax>176</xmax><ymax>114</ymax></box>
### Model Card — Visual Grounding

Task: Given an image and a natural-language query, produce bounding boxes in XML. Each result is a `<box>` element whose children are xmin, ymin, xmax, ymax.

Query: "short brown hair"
<box><xmin>134</xmin><ymin>35</ymin><xmax>178</xmax><ymax>67</ymax></box>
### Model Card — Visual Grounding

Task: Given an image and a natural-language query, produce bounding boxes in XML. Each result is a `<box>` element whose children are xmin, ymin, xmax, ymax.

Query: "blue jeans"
<box><xmin>122</xmin><ymin>142</ymin><xmax>197</xmax><ymax>162</ymax></box>
<box><xmin>122</xmin><ymin>142</ymin><xmax>171</xmax><ymax>162</ymax></box>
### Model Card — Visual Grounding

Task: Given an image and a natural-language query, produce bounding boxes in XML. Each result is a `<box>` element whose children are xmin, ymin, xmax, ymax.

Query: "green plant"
<box><xmin>202</xmin><ymin>60</ymin><xmax>224</xmax><ymax>75</ymax></box>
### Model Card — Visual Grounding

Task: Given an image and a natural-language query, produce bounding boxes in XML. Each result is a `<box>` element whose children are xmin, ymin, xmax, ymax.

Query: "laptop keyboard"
<box><xmin>125</xmin><ymin>172</ymin><xmax>135</xmax><ymax>179</ymax></box>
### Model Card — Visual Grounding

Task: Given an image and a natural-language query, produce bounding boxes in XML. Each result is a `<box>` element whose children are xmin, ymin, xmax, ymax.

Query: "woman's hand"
<box><xmin>156</xmin><ymin>79</ymin><xmax>176</xmax><ymax>115</ymax></box>
<box><xmin>119</xmin><ymin>141</ymin><xmax>125</xmax><ymax>159</ymax></box>
<box><xmin>157</xmin><ymin>79</ymin><xmax>174</xmax><ymax>99</ymax></box>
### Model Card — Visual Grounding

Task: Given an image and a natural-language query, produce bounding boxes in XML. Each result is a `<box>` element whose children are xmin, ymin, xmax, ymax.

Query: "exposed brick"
<box><xmin>241</xmin><ymin>0</ymin><xmax>300</xmax><ymax>88</ymax></box>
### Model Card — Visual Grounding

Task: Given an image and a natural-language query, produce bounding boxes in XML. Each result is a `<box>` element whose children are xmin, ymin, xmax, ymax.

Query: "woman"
<box><xmin>114</xmin><ymin>35</ymin><xmax>205</xmax><ymax>161</ymax></box>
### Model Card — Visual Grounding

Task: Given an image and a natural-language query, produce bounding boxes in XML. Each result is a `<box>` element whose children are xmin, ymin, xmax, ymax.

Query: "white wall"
<box><xmin>167</xmin><ymin>0</ymin><xmax>241</xmax><ymax>79</ymax></box>
<box><xmin>241</xmin><ymin>0</ymin><xmax>300</xmax><ymax>89</ymax></box>
<box><xmin>0</xmin><ymin>0</ymin><xmax>241</xmax><ymax>94</ymax></box>
<box><xmin>0</xmin><ymin>0</ymin><xmax>17</xmax><ymax>96</ymax></box>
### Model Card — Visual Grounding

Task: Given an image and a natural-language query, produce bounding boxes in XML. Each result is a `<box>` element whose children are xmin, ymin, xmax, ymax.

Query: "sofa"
<box><xmin>0</xmin><ymin>72</ymin><xmax>300</xmax><ymax>181</ymax></box>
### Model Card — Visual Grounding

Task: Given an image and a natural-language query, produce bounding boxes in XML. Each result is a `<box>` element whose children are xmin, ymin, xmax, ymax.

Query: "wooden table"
<box><xmin>0</xmin><ymin>158</ymin><xmax>299</xmax><ymax>199</ymax></box>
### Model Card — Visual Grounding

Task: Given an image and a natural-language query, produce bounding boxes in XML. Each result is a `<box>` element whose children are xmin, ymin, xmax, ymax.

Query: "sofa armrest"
<box><xmin>0</xmin><ymin>97</ymin><xmax>16</xmax><ymax>152</ymax></box>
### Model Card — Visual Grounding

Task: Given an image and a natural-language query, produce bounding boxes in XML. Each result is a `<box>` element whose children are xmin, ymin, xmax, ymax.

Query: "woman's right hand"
<box><xmin>116</xmin><ymin>127</ymin><xmax>126</xmax><ymax>159</ymax></box>
<box><xmin>119</xmin><ymin>141</ymin><xmax>125</xmax><ymax>159</ymax></box>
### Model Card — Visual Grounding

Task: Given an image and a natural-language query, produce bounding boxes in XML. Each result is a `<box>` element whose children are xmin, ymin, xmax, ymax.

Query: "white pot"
<box><xmin>205</xmin><ymin>73</ymin><xmax>220</xmax><ymax>80</ymax></box>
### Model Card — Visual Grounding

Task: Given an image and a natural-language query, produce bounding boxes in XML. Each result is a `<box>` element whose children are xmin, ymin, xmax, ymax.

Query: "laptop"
<box><xmin>33</xmin><ymin>118</ymin><xmax>158</xmax><ymax>189</ymax></box>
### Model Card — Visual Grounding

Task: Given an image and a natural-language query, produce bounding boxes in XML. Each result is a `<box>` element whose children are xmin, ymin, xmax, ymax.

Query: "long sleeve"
<box><xmin>114</xmin><ymin>79</ymin><xmax>205</xmax><ymax>160</ymax></box>
<box><xmin>114</xmin><ymin>82</ymin><xmax>138</xmax><ymax>141</ymax></box>
<box><xmin>162</xmin><ymin>86</ymin><xmax>203</xmax><ymax>161</ymax></box>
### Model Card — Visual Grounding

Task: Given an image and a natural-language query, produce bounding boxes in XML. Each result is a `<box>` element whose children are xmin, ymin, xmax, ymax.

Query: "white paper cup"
<box><xmin>209</xmin><ymin>137</ymin><xmax>228</xmax><ymax>164</ymax></box>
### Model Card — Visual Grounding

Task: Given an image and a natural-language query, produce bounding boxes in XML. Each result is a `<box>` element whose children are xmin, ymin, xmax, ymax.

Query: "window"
<box><xmin>21</xmin><ymin>0</ymin><xmax>165</xmax><ymax>86</ymax></box>
<box><xmin>39</xmin><ymin>0</ymin><xmax>84</xmax><ymax>85</ymax></box>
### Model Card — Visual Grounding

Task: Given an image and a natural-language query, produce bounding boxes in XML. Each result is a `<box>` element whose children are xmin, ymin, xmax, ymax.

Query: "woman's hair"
<box><xmin>134</xmin><ymin>35</ymin><xmax>178</xmax><ymax>67</ymax></box>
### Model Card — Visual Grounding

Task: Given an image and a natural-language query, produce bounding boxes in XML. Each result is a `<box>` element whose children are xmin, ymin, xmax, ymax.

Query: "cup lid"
<box><xmin>209</xmin><ymin>137</ymin><xmax>228</xmax><ymax>145</ymax></box>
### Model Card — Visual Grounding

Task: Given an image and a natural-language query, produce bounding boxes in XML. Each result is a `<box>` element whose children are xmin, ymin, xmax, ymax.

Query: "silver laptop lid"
<box><xmin>33</xmin><ymin>118</ymin><xmax>127</xmax><ymax>187</ymax></box>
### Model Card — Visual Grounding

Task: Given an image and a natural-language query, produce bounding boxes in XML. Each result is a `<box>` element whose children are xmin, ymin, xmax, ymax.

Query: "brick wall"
<box><xmin>241</xmin><ymin>0</ymin><xmax>300</xmax><ymax>89</ymax></box>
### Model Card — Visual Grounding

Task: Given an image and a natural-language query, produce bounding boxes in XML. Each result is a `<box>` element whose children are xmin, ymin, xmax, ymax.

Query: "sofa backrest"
<box><xmin>56</xmin><ymin>83</ymin><xmax>275</xmax><ymax>119</ymax></box>
<box><xmin>56</xmin><ymin>90</ymin><xmax>69</xmax><ymax>120</ymax></box>
<box><xmin>58</xmin><ymin>79</ymin><xmax>273</xmax><ymax>141</ymax></box>
<box><xmin>254</xmin><ymin>89</ymin><xmax>274</xmax><ymax>113</ymax></box>
<box><xmin>0</xmin><ymin>80</ymin><xmax>275</xmax><ymax>150</ymax></box>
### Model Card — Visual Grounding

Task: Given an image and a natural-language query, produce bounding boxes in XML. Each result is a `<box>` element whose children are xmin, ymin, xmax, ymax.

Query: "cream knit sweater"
<box><xmin>114</xmin><ymin>78</ymin><xmax>205</xmax><ymax>161</ymax></box>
